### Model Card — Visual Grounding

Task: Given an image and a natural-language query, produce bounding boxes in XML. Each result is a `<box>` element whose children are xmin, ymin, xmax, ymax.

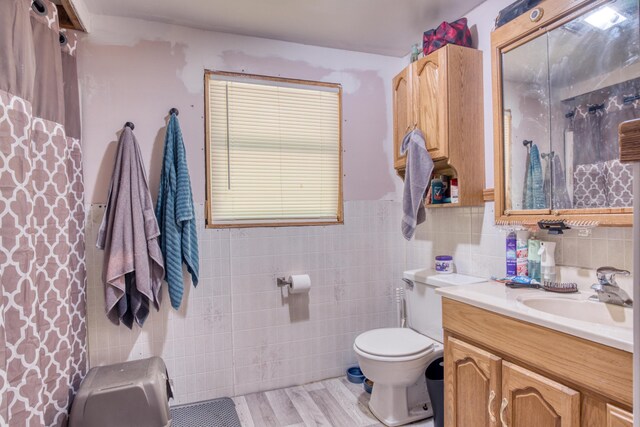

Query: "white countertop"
<box><xmin>435</xmin><ymin>281</ymin><xmax>633</xmax><ymax>352</ymax></box>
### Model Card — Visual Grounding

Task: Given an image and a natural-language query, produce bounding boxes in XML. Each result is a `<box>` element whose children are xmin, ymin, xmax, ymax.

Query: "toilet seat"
<box><xmin>354</xmin><ymin>328</ymin><xmax>435</xmax><ymax>362</ymax></box>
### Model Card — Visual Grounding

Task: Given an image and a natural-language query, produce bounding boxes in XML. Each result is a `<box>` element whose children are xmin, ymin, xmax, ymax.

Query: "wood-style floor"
<box><xmin>233</xmin><ymin>377</ymin><xmax>435</xmax><ymax>427</ymax></box>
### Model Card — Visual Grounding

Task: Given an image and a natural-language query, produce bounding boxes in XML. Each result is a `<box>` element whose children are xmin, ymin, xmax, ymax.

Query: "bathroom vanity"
<box><xmin>438</xmin><ymin>283</ymin><xmax>633</xmax><ymax>427</ymax></box>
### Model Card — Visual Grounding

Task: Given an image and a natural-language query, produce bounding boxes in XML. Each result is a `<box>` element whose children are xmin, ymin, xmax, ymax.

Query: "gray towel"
<box><xmin>523</xmin><ymin>143</ymin><xmax>546</xmax><ymax>209</ymax></box>
<box><xmin>552</xmin><ymin>154</ymin><xmax>572</xmax><ymax>209</ymax></box>
<box><xmin>401</xmin><ymin>129</ymin><xmax>434</xmax><ymax>240</ymax></box>
<box><xmin>543</xmin><ymin>155</ymin><xmax>551</xmax><ymax>209</ymax></box>
<box><xmin>96</xmin><ymin>127</ymin><xmax>165</xmax><ymax>328</ymax></box>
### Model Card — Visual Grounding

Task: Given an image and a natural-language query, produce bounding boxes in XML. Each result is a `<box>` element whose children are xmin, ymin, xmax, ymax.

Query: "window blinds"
<box><xmin>206</xmin><ymin>74</ymin><xmax>342</xmax><ymax>225</ymax></box>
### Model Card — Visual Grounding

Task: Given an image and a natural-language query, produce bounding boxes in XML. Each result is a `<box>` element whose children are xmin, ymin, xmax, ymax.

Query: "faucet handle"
<box><xmin>596</xmin><ymin>266</ymin><xmax>630</xmax><ymax>285</ymax></box>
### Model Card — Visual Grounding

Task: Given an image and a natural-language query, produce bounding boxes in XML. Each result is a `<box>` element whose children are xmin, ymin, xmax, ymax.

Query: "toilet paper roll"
<box><xmin>288</xmin><ymin>274</ymin><xmax>311</xmax><ymax>294</ymax></box>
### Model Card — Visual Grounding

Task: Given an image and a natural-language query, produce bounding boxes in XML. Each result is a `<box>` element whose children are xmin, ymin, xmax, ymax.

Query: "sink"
<box><xmin>517</xmin><ymin>296</ymin><xmax>633</xmax><ymax>330</ymax></box>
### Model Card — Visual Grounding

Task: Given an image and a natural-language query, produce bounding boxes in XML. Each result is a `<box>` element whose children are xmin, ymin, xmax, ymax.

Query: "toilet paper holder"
<box><xmin>277</xmin><ymin>277</ymin><xmax>292</xmax><ymax>288</ymax></box>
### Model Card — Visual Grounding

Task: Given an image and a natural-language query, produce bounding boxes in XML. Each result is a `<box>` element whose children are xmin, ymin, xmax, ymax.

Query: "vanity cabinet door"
<box><xmin>392</xmin><ymin>66</ymin><xmax>413</xmax><ymax>169</ymax></box>
<box><xmin>501</xmin><ymin>361</ymin><xmax>580</xmax><ymax>427</ymax></box>
<box><xmin>413</xmin><ymin>50</ymin><xmax>447</xmax><ymax>161</ymax></box>
<box><xmin>445</xmin><ymin>336</ymin><xmax>502</xmax><ymax>427</ymax></box>
<box><xmin>606</xmin><ymin>404</ymin><xmax>633</xmax><ymax>427</ymax></box>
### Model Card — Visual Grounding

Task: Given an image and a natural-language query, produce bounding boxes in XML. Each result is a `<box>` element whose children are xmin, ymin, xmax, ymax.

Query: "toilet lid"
<box><xmin>354</xmin><ymin>328</ymin><xmax>434</xmax><ymax>357</ymax></box>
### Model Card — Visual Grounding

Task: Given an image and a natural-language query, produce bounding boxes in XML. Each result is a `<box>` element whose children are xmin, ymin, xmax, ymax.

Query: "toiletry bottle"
<box><xmin>411</xmin><ymin>44</ymin><xmax>420</xmax><ymax>62</ymax></box>
<box><xmin>516</xmin><ymin>230</ymin><xmax>529</xmax><ymax>276</ymax></box>
<box><xmin>527</xmin><ymin>237</ymin><xmax>541</xmax><ymax>282</ymax></box>
<box><xmin>450</xmin><ymin>178</ymin><xmax>459</xmax><ymax>203</ymax></box>
<box><xmin>506</xmin><ymin>231</ymin><xmax>517</xmax><ymax>277</ymax></box>
<box><xmin>440</xmin><ymin>175</ymin><xmax>450</xmax><ymax>199</ymax></box>
<box><xmin>539</xmin><ymin>241</ymin><xmax>557</xmax><ymax>283</ymax></box>
<box><xmin>431</xmin><ymin>178</ymin><xmax>444</xmax><ymax>204</ymax></box>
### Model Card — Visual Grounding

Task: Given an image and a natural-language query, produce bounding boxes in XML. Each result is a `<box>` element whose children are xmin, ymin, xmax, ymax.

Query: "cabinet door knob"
<box><xmin>500</xmin><ymin>397</ymin><xmax>508</xmax><ymax>427</ymax></box>
<box><xmin>488</xmin><ymin>390</ymin><xmax>497</xmax><ymax>423</ymax></box>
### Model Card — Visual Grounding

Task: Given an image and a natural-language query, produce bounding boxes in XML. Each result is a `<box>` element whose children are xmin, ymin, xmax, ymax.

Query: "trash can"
<box><xmin>425</xmin><ymin>357</ymin><xmax>444</xmax><ymax>427</ymax></box>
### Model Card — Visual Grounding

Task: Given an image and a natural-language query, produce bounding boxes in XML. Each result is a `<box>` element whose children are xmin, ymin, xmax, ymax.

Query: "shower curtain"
<box><xmin>570</xmin><ymin>88</ymin><xmax>638</xmax><ymax>208</ymax></box>
<box><xmin>0</xmin><ymin>1</ymin><xmax>87</xmax><ymax>426</ymax></box>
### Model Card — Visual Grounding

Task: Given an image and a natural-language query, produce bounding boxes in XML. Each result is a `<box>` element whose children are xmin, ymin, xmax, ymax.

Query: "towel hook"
<box><xmin>169</xmin><ymin>108</ymin><xmax>179</xmax><ymax>116</ymax></box>
<box><xmin>522</xmin><ymin>140</ymin><xmax>532</xmax><ymax>148</ymax></box>
<box><xmin>124</xmin><ymin>122</ymin><xmax>135</xmax><ymax>130</ymax></box>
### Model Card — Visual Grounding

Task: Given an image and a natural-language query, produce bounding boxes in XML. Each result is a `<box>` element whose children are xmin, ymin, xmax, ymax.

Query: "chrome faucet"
<box><xmin>590</xmin><ymin>266</ymin><xmax>632</xmax><ymax>307</ymax></box>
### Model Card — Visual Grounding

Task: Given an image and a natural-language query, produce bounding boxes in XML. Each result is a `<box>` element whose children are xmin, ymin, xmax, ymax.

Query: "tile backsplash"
<box><xmin>408</xmin><ymin>202</ymin><xmax>633</xmax><ymax>277</ymax></box>
<box><xmin>85</xmin><ymin>200</ymin><xmax>404</xmax><ymax>404</ymax></box>
<box><xmin>85</xmin><ymin>199</ymin><xmax>632</xmax><ymax>405</ymax></box>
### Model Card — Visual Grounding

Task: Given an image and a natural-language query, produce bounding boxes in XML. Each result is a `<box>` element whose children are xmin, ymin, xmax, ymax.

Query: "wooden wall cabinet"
<box><xmin>392</xmin><ymin>44</ymin><xmax>485</xmax><ymax>207</ymax></box>
<box><xmin>392</xmin><ymin>66</ymin><xmax>412</xmax><ymax>170</ymax></box>
<box><xmin>443</xmin><ymin>298</ymin><xmax>633</xmax><ymax>427</ymax></box>
<box><xmin>413</xmin><ymin>51</ymin><xmax>447</xmax><ymax>161</ymax></box>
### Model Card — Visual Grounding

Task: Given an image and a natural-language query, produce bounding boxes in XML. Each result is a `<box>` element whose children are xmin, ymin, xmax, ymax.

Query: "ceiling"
<box><xmin>81</xmin><ymin>0</ymin><xmax>485</xmax><ymax>57</ymax></box>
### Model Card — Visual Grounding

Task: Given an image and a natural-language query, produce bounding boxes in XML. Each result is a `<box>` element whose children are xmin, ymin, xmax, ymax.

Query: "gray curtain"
<box><xmin>572</xmin><ymin>84</ymin><xmax>640</xmax><ymax>167</ymax></box>
<box><xmin>0</xmin><ymin>1</ymin><xmax>87</xmax><ymax>426</ymax></box>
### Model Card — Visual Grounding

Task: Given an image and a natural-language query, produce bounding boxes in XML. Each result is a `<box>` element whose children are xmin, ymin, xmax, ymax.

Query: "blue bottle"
<box><xmin>506</xmin><ymin>231</ymin><xmax>517</xmax><ymax>276</ymax></box>
<box><xmin>431</xmin><ymin>179</ymin><xmax>444</xmax><ymax>204</ymax></box>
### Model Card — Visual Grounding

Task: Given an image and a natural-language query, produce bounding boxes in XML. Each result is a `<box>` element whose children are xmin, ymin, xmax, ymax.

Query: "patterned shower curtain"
<box><xmin>570</xmin><ymin>86</ymin><xmax>638</xmax><ymax>208</ymax></box>
<box><xmin>0</xmin><ymin>1</ymin><xmax>87</xmax><ymax>426</ymax></box>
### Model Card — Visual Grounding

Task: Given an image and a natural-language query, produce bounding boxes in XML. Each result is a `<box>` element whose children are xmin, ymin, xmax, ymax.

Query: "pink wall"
<box><xmin>464</xmin><ymin>0</ymin><xmax>516</xmax><ymax>188</ymax></box>
<box><xmin>78</xmin><ymin>16</ymin><xmax>404</xmax><ymax>204</ymax></box>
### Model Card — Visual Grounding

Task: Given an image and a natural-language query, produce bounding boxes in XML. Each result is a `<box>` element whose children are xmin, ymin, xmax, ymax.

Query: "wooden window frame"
<box><xmin>204</xmin><ymin>70</ymin><xmax>344</xmax><ymax>229</ymax></box>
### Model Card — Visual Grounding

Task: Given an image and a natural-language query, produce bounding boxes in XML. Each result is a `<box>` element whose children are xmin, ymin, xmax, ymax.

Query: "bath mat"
<box><xmin>170</xmin><ymin>397</ymin><xmax>242</xmax><ymax>427</ymax></box>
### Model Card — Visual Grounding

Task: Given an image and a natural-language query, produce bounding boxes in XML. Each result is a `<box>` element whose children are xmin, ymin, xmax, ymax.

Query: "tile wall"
<box><xmin>407</xmin><ymin>202</ymin><xmax>633</xmax><ymax>277</ymax></box>
<box><xmin>85</xmin><ymin>199</ymin><xmax>632</xmax><ymax>405</ymax></box>
<box><xmin>85</xmin><ymin>200</ymin><xmax>405</xmax><ymax>404</ymax></box>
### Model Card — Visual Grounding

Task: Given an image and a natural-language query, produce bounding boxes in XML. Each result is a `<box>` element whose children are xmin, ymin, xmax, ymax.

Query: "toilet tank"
<box><xmin>403</xmin><ymin>269</ymin><xmax>486</xmax><ymax>343</ymax></box>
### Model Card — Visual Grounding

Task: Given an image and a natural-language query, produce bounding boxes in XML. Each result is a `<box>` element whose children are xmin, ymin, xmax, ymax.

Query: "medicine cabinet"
<box><xmin>492</xmin><ymin>0</ymin><xmax>639</xmax><ymax>226</ymax></box>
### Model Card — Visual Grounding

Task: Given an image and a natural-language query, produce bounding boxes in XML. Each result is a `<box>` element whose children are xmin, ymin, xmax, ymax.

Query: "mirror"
<box><xmin>500</xmin><ymin>0</ymin><xmax>639</xmax><ymax>214</ymax></box>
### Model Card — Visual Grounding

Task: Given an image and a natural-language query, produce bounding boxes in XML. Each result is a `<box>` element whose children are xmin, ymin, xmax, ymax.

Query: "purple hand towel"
<box><xmin>96</xmin><ymin>126</ymin><xmax>165</xmax><ymax>328</ymax></box>
<box><xmin>401</xmin><ymin>129</ymin><xmax>434</xmax><ymax>240</ymax></box>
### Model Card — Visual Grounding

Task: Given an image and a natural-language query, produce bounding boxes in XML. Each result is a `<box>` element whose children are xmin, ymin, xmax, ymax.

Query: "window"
<box><xmin>205</xmin><ymin>71</ymin><xmax>343</xmax><ymax>228</ymax></box>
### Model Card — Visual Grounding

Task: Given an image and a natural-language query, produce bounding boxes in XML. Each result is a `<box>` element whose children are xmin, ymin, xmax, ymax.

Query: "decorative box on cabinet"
<box><xmin>392</xmin><ymin>44</ymin><xmax>485</xmax><ymax>207</ymax></box>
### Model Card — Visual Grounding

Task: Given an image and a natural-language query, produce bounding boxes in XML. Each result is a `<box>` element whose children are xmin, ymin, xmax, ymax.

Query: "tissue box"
<box><xmin>69</xmin><ymin>357</ymin><xmax>172</xmax><ymax>427</ymax></box>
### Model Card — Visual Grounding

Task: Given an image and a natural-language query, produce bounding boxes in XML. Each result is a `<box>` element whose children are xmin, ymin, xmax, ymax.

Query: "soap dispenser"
<box><xmin>539</xmin><ymin>241</ymin><xmax>557</xmax><ymax>283</ymax></box>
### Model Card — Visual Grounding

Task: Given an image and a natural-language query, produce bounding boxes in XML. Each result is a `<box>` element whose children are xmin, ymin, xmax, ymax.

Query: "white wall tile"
<box><xmin>408</xmin><ymin>202</ymin><xmax>631</xmax><ymax>279</ymax></box>
<box><xmin>85</xmin><ymin>198</ymin><xmax>626</xmax><ymax>405</ymax></box>
<box><xmin>86</xmin><ymin>200</ymin><xmax>402</xmax><ymax>404</ymax></box>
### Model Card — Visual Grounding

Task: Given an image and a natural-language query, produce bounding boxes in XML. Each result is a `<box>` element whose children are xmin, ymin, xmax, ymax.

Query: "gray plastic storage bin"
<box><xmin>69</xmin><ymin>356</ymin><xmax>173</xmax><ymax>427</ymax></box>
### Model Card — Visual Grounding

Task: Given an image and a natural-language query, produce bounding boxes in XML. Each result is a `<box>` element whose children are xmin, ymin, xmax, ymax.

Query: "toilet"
<box><xmin>354</xmin><ymin>269</ymin><xmax>485</xmax><ymax>426</ymax></box>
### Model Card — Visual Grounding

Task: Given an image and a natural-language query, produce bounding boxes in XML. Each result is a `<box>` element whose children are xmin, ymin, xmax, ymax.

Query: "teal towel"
<box><xmin>156</xmin><ymin>113</ymin><xmax>199</xmax><ymax>309</ymax></box>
